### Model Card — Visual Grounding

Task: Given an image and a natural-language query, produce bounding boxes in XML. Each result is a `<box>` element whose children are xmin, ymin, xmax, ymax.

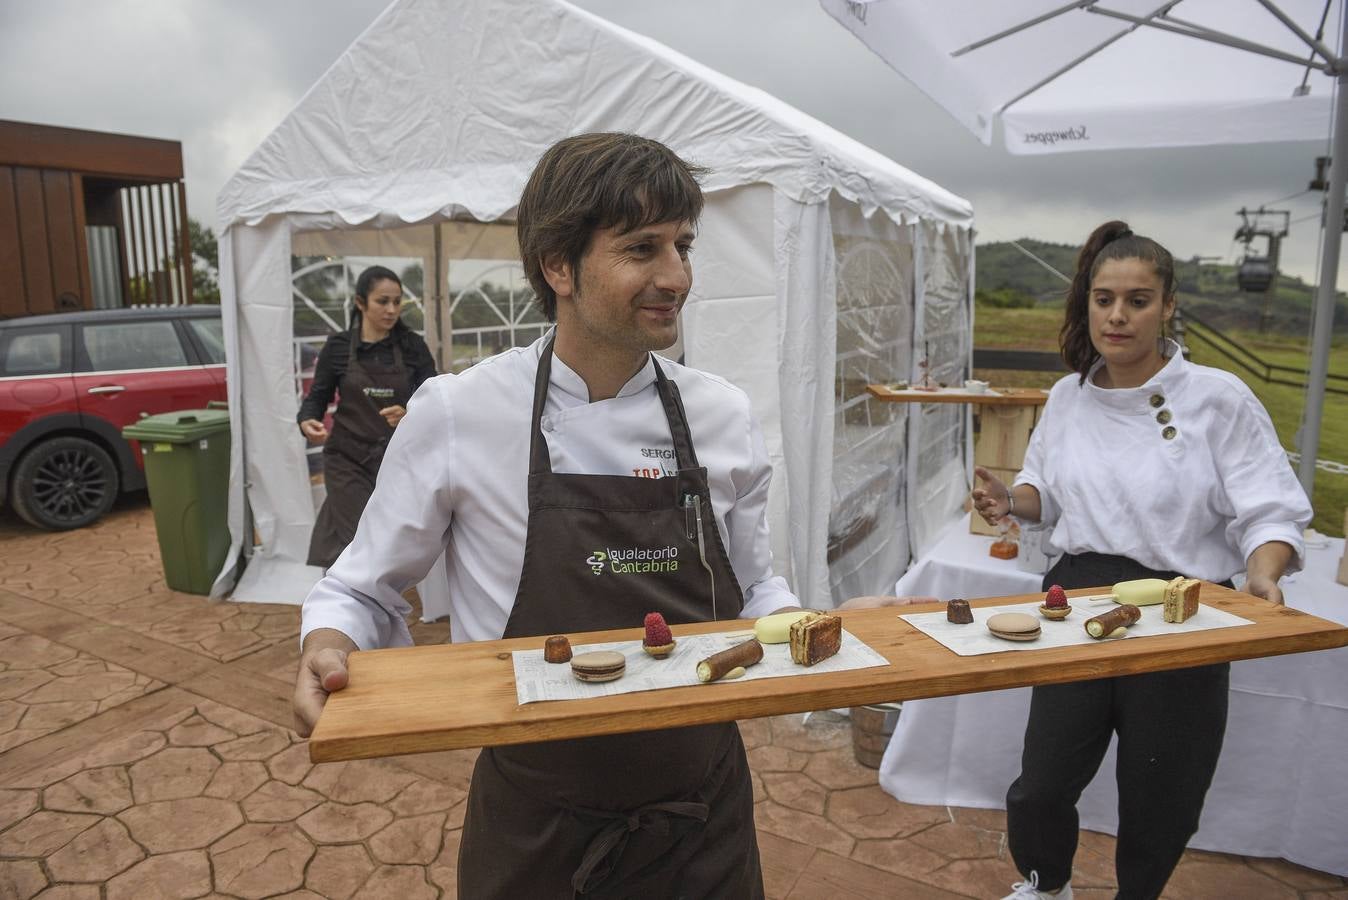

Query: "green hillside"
<box><xmin>976</xmin><ymin>239</ymin><xmax>1348</xmax><ymax>337</ymax></box>
<box><xmin>975</xmin><ymin>240</ymin><xmax>1079</xmax><ymax>303</ymax></box>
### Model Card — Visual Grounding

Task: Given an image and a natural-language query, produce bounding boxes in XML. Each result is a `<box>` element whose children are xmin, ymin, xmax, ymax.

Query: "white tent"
<box><xmin>214</xmin><ymin>0</ymin><xmax>974</xmax><ymax>611</ymax></box>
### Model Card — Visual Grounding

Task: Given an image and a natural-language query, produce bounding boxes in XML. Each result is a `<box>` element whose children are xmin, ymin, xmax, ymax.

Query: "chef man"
<box><xmin>294</xmin><ymin>132</ymin><xmax>923</xmax><ymax>898</ymax></box>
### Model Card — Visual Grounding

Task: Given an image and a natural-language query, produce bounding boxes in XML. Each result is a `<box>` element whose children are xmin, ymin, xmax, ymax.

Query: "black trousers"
<box><xmin>1006</xmin><ymin>552</ymin><xmax>1230</xmax><ymax>900</ymax></box>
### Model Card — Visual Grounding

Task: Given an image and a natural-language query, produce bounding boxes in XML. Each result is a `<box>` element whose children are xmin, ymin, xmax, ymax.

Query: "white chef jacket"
<box><xmin>301</xmin><ymin>334</ymin><xmax>799</xmax><ymax>650</ymax></box>
<box><xmin>1014</xmin><ymin>340</ymin><xmax>1310</xmax><ymax>583</ymax></box>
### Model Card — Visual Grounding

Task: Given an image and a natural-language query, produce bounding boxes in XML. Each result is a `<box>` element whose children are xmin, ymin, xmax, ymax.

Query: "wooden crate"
<box><xmin>973</xmin><ymin>404</ymin><xmax>1039</xmax><ymax>469</ymax></box>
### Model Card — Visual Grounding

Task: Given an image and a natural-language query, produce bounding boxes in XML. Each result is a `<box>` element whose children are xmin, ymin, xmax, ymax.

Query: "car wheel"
<box><xmin>11</xmin><ymin>436</ymin><xmax>120</xmax><ymax>530</ymax></box>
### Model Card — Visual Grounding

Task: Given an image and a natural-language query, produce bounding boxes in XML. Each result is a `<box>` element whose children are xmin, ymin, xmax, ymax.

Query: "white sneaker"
<box><xmin>999</xmin><ymin>871</ymin><xmax>1074</xmax><ymax>900</ymax></box>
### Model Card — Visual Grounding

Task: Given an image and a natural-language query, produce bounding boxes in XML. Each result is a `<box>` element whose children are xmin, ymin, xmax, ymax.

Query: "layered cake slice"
<box><xmin>789</xmin><ymin>610</ymin><xmax>842</xmax><ymax>666</ymax></box>
<box><xmin>1162</xmin><ymin>576</ymin><xmax>1201</xmax><ymax>623</ymax></box>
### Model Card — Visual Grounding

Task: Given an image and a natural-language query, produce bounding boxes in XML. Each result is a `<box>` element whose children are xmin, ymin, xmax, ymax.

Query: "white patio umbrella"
<box><xmin>822</xmin><ymin>0</ymin><xmax>1346</xmax><ymax>497</ymax></box>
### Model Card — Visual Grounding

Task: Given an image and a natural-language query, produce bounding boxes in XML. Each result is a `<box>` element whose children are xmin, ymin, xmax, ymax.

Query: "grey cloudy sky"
<box><xmin>0</xmin><ymin>0</ymin><xmax>1336</xmax><ymax>280</ymax></box>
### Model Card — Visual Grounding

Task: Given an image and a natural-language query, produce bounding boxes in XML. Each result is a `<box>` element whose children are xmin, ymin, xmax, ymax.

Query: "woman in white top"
<box><xmin>972</xmin><ymin>220</ymin><xmax>1311</xmax><ymax>900</ymax></box>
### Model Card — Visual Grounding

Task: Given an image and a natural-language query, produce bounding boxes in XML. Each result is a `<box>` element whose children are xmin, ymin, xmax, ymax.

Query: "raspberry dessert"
<box><xmin>643</xmin><ymin>612</ymin><xmax>676</xmax><ymax>658</ymax></box>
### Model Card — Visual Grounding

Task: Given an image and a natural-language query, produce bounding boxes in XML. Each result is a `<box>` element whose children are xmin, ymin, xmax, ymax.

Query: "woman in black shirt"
<box><xmin>297</xmin><ymin>265</ymin><xmax>437</xmax><ymax>567</ymax></box>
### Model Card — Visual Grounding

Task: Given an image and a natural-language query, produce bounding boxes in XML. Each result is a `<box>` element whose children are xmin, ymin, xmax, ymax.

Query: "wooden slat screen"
<box><xmin>0</xmin><ymin>166</ymin><xmax>24</xmax><ymax>318</ymax></box>
<box><xmin>116</xmin><ymin>181</ymin><xmax>190</xmax><ymax>306</ymax></box>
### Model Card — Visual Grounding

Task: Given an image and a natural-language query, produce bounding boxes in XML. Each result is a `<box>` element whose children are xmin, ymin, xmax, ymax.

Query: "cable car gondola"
<box><xmin>1237</xmin><ymin>255</ymin><xmax>1274</xmax><ymax>293</ymax></box>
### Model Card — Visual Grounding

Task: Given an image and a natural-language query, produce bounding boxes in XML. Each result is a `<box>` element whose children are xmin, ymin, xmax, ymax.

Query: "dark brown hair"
<box><xmin>1060</xmin><ymin>220</ymin><xmax>1176</xmax><ymax>381</ymax></box>
<box><xmin>516</xmin><ymin>133</ymin><xmax>707</xmax><ymax>321</ymax></box>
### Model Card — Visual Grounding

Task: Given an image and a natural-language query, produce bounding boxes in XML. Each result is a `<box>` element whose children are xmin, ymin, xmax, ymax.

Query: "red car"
<box><xmin>0</xmin><ymin>306</ymin><xmax>227</xmax><ymax>530</ymax></box>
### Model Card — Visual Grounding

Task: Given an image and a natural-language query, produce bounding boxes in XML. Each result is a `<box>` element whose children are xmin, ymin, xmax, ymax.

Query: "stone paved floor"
<box><xmin>0</xmin><ymin>499</ymin><xmax>1344</xmax><ymax>899</ymax></box>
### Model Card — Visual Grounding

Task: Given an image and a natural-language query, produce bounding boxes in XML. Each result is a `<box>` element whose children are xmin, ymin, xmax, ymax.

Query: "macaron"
<box><xmin>570</xmin><ymin>650</ymin><xmax>626</xmax><ymax>683</ymax></box>
<box><xmin>987</xmin><ymin>612</ymin><xmax>1041</xmax><ymax>642</ymax></box>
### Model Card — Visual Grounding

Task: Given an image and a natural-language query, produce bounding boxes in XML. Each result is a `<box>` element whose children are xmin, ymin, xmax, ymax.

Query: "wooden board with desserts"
<box><xmin>866</xmin><ymin>383</ymin><xmax>1050</xmax><ymax>407</ymax></box>
<box><xmin>308</xmin><ymin>582</ymin><xmax>1348</xmax><ymax>762</ymax></box>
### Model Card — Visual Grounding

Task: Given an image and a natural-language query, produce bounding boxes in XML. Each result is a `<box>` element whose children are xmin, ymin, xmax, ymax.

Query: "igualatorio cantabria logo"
<box><xmin>586</xmin><ymin>546</ymin><xmax>680</xmax><ymax>576</ymax></box>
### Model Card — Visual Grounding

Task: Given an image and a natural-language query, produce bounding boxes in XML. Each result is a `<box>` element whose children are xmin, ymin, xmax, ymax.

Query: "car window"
<box><xmin>80</xmin><ymin>320</ymin><xmax>187</xmax><ymax>372</ymax></box>
<box><xmin>0</xmin><ymin>327</ymin><xmax>69</xmax><ymax>377</ymax></box>
<box><xmin>186</xmin><ymin>317</ymin><xmax>226</xmax><ymax>364</ymax></box>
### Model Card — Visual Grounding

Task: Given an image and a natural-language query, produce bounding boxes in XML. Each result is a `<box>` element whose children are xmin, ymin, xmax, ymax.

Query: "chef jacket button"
<box><xmin>1162</xmin><ymin>425</ymin><xmax>1178</xmax><ymax>440</ymax></box>
<box><xmin>541</xmin><ymin>418</ymin><xmax>554</xmax><ymax>432</ymax></box>
<box><xmin>1156</xmin><ymin>409</ymin><xmax>1172</xmax><ymax>425</ymax></box>
<box><xmin>1149</xmin><ymin>393</ymin><xmax>1165</xmax><ymax>408</ymax></box>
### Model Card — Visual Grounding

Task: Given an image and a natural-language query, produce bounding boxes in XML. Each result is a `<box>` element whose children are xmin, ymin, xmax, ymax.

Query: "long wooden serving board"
<box><xmin>865</xmin><ymin>384</ymin><xmax>1049</xmax><ymax>406</ymax></box>
<box><xmin>308</xmin><ymin>584</ymin><xmax>1348</xmax><ymax>762</ymax></box>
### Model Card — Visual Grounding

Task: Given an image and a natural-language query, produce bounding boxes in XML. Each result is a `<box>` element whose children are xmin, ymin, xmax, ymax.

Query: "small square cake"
<box><xmin>1163</xmin><ymin>576</ymin><xmax>1201</xmax><ymax>623</ymax></box>
<box><xmin>789</xmin><ymin>611</ymin><xmax>842</xmax><ymax>666</ymax></box>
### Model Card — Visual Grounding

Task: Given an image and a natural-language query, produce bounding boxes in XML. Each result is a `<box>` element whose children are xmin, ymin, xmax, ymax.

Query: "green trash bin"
<box><xmin>122</xmin><ymin>408</ymin><xmax>231</xmax><ymax>595</ymax></box>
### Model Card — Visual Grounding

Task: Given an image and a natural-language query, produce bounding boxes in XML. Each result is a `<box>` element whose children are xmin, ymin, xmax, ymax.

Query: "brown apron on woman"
<box><xmin>306</xmin><ymin>328</ymin><xmax>412</xmax><ymax>568</ymax></box>
<box><xmin>457</xmin><ymin>339</ymin><xmax>764</xmax><ymax>899</ymax></box>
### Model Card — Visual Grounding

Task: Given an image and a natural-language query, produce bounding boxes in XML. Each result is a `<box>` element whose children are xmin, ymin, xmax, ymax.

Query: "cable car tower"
<box><xmin>1234</xmin><ymin>207</ymin><xmax>1290</xmax><ymax>332</ymax></box>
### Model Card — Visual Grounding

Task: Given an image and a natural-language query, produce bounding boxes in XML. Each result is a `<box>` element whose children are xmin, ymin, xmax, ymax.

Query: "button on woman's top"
<box><xmin>1014</xmin><ymin>340</ymin><xmax>1310</xmax><ymax>583</ymax></box>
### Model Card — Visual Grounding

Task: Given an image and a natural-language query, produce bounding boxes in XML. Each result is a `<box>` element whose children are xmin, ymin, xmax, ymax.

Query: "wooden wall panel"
<box><xmin>13</xmin><ymin>167</ymin><xmax>53</xmax><ymax>315</ymax></box>
<box><xmin>0</xmin><ymin>166</ymin><xmax>24</xmax><ymax>318</ymax></box>
<box><xmin>0</xmin><ymin>120</ymin><xmax>182</xmax><ymax>181</ymax></box>
<box><xmin>71</xmin><ymin>173</ymin><xmax>91</xmax><ymax>309</ymax></box>
<box><xmin>42</xmin><ymin>170</ymin><xmax>84</xmax><ymax>310</ymax></box>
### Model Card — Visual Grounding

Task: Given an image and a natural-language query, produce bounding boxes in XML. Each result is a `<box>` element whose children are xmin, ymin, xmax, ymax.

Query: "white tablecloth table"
<box><xmin>885</xmin><ymin>514</ymin><xmax>1348</xmax><ymax>876</ymax></box>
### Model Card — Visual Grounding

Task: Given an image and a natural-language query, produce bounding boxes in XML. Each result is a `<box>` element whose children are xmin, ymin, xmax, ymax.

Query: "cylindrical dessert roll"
<box><xmin>1112</xmin><ymin>578</ymin><xmax>1168</xmax><ymax>606</ymax></box>
<box><xmin>1085</xmin><ymin>604</ymin><xmax>1142</xmax><ymax>638</ymax></box>
<box><xmin>697</xmin><ymin>638</ymin><xmax>764</xmax><ymax>683</ymax></box>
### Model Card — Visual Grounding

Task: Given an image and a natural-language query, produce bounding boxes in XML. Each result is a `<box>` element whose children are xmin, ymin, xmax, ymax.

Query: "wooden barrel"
<box><xmin>849</xmin><ymin>702</ymin><xmax>902</xmax><ymax>768</ymax></box>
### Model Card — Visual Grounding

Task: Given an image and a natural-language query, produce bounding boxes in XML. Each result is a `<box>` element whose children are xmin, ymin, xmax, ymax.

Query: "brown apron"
<box><xmin>457</xmin><ymin>339</ymin><xmax>764</xmax><ymax>899</ymax></box>
<box><xmin>306</xmin><ymin>328</ymin><xmax>411</xmax><ymax>568</ymax></box>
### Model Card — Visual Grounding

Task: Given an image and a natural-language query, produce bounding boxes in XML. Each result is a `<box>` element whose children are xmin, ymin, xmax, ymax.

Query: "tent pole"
<box><xmin>1299</xmin><ymin>15</ymin><xmax>1348</xmax><ymax>498</ymax></box>
<box><xmin>433</xmin><ymin>222</ymin><xmax>445</xmax><ymax>372</ymax></box>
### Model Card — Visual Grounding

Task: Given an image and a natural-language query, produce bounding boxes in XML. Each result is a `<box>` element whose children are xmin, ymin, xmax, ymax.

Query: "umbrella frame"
<box><xmin>956</xmin><ymin>1</ymin><xmax>1347</xmax><ymax>499</ymax></box>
